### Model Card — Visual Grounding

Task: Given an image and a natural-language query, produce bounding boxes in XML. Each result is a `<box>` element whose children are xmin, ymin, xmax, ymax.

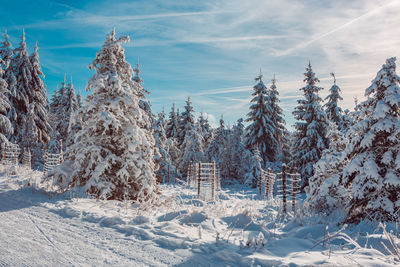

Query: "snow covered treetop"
<box><xmin>87</xmin><ymin>28</ymin><xmax>132</xmax><ymax>92</ymax></box>
<box><xmin>365</xmin><ymin>57</ymin><xmax>400</xmax><ymax>100</ymax></box>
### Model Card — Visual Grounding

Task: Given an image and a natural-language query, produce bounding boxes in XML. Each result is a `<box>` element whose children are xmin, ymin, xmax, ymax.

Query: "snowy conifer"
<box><xmin>1</xmin><ymin>30</ymin><xmax>16</xmax><ymax>129</ymax></box>
<box><xmin>224</xmin><ymin>118</ymin><xmax>257</xmax><ymax>184</ymax></box>
<box><xmin>306</xmin><ymin>121</ymin><xmax>349</xmax><ymax>214</ymax></box>
<box><xmin>77</xmin><ymin>90</ymin><xmax>83</xmax><ymax>108</ymax></box>
<box><xmin>132</xmin><ymin>59</ymin><xmax>154</xmax><ymax>132</ymax></box>
<box><xmin>179</xmin><ymin>122</ymin><xmax>204</xmax><ymax>178</ymax></box>
<box><xmin>269</xmin><ymin>75</ymin><xmax>287</xmax><ymax>161</ymax></box>
<box><xmin>292</xmin><ymin>62</ymin><xmax>328</xmax><ymax>186</ymax></box>
<box><xmin>7</xmin><ymin>31</ymin><xmax>50</xmax><ymax>151</ymax></box>
<box><xmin>245</xmin><ymin>71</ymin><xmax>279</xmax><ymax>165</ymax></box>
<box><xmin>324</xmin><ymin>73</ymin><xmax>344</xmax><ymax>130</ymax></box>
<box><xmin>49</xmin><ymin>76</ymin><xmax>82</xmax><ymax>146</ymax></box>
<box><xmin>7</xmin><ymin>30</ymin><xmax>32</xmax><ymax>143</ymax></box>
<box><xmin>0</xmin><ymin>58</ymin><xmax>12</xmax><ymax>143</ymax></box>
<box><xmin>153</xmin><ymin>110</ymin><xmax>175</xmax><ymax>183</ymax></box>
<box><xmin>0</xmin><ymin>30</ymin><xmax>13</xmax><ymax>70</ymax></box>
<box><xmin>198</xmin><ymin>112</ymin><xmax>212</xmax><ymax>146</ymax></box>
<box><xmin>205</xmin><ymin>116</ymin><xmax>225</xmax><ymax>162</ymax></box>
<box><xmin>47</xmin><ymin>29</ymin><xmax>158</xmax><ymax>201</ymax></box>
<box><xmin>177</xmin><ymin>97</ymin><xmax>194</xmax><ymax>147</ymax></box>
<box><xmin>165</xmin><ymin>103</ymin><xmax>179</xmax><ymax>139</ymax></box>
<box><xmin>342</xmin><ymin>57</ymin><xmax>400</xmax><ymax>222</ymax></box>
<box><xmin>28</xmin><ymin>43</ymin><xmax>51</xmax><ymax>144</ymax></box>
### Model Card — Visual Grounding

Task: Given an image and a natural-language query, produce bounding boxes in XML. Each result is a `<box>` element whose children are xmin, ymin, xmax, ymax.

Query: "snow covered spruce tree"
<box><xmin>198</xmin><ymin>112</ymin><xmax>212</xmax><ymax>146</ymax></box>
<box><xmin>306</xmin><ymin>121</ymin><xmax>349</xmax><ymax>214</ymax></box>
<box><xmin>324</xmin><ymin>73</ymin><xmax>344</xmax><ymax>131</ymax></box>
<box><xmin>0</xmin><ymin>30</ymin><xmax>14</xmax><ymax>75</ymax></box>
<box><xmin>165</xmin><ymin>103</ymin><xmax>179</xmax><ymax>139</ymax></box>
<box><xmin>49</xmin><ymin>76</ymin><xmax>80</xmax><ymax>144</ymax></box>
<box><xmin>0</xmin><ymin>58</ymin><xmax>12</xmax><ymax>143</ymax></box>
<box><xmin>205</xmin><ymin>115</ymin><xmax>228</xmax><ymax>178</ymax></box>
<box><xmin>47</xmin><ymin>29</ymin><xmax>158</xmax><ymax>201</ymax></box>
<box><xmin>164</xmin><ymin>104</ymin><xmax>182</xmax><ymax>178</ymax></box>
<box><xmin>28</xmin><ymin>44</ymin><xmax>50</xmax><ymax>131</ymax></box>
<box><xmin>292</xmin><ymin>62</ymin><xmax>328</xmax><ymax>187</ymax></box>
<box><xmin>226</xmin><ymin>118</ymin><xmax>259</xmax><ymax>184</ymax></box>
<box><xmin>179</xmin><ymin>122</ymin><xmax>204</xmax><ymax>178</ymax></box>
<box><xmin>6</xmin><ymin>32</ymin><xmax>50</xmax><ymax>166</ymax></box>
<box><xmin>342</xmin><ymin>57</ymin><xmax>400</xmax><ymax>222</ymax></box>
<box><xmin>269</xmin><ymin>75</ymin><xmax>287</xmax><ymax>161</ymax></box>
<box><xmin>177</xmin><ymin>97</ymin><xmax>195</xmax><ymax>147</ymax></box>
<box><xmin>245</xmin><ymin>71</ymin><xmax>279</xmax><ymax>165</ymax></box>
<box><xmin>153</xmin><ymin>110</ymin><xmax>175</xmax><ymax>183</ymax></box>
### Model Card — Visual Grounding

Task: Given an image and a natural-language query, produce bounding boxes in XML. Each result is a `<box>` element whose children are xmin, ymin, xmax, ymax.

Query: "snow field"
<box><xmin>0</xmin><ymin>164</ymin><xmax>399</xmax><ymax>266</ymax></box>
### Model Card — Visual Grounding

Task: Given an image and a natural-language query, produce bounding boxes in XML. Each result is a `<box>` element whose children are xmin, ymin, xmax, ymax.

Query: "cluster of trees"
<box><xmin>244</xmin><ymin>59</ymin><xmax>400</xmax><ymax>223</ymax></box>
<box><xmin>158</xmin><ymin>98</ymin><xmax>262</xmax><ymax>186</ymax></box>
<box><xmin>1</xmin><ymin>28</ymin><xmax>399</xmax><ymax>222</ymax></box>
<box><xmin>0</xmin><ymin>30</ymin><xmax>50</xmax><ymax>167</ymax></box>
<box><xmin>305</xmin><ymin>58</ymin><xmax>400</xmax><ymax>223</ymax></box>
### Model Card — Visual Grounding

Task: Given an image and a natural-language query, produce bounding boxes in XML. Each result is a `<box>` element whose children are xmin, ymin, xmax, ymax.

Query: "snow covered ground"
<box><xmin>0</xmin><ymin>164</ymin><xmax>399</xmax><ymax>266</ymax></box>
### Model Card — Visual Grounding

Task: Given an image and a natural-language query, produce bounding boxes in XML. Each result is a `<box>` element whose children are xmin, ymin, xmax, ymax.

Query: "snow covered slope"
<box><xmin>0</xmin><ymin>164</ymin><xmax>398</xmax><ymax>266</ymax></box>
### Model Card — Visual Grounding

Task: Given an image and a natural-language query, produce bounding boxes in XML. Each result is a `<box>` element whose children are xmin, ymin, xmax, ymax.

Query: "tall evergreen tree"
<box><xmin>27</xmin><ymin>43</ymin><xmax>51</xmax><ymax>146</ymax></box>
<box><xmin>324</xmin><ymin>73</ymin><xmax>344</xmax><ymax>130</ymax></box>
<box><xmin>133</xmin><ymin>59</ymin><xmax>154</xmax><ymax>132</ymax></box>
<box><xmin>153</xmin><ymin>110</ymin><xmax>175</xmax><ymax>183</ymax></box>
<box><xmin>6</xmin><ymin>32</ymin><xmax>50</xmax><ymax>167</ymax></box>
<box><xmin>177</xmin><ymin>97</ymin><xmax>194</xmax><ymax>147</ymax></box>
<box><xmin>342</xmin><ymin>57</ymin><xmax>400</xmax><ymax>222</ymax></box>
<box><xmin>165</xmin><ymin>103</ymin><xmax>179</xmax><ymax>139</ymax></box>
<box><xmin>227</xmin><ymin>118</ymin><xmax>258</xmax><ymax>184</ymax></box>
<box><xmin>7</xmin><ymin>30</ymin><xmax>32</xmax><ymax>143</ymax></box>
<box><xmin>306</xmin><ymin>121</ymin><xmax>349</xmax><ymax>214</ymax></box>
<box><xmin>0</xmin><ymin>30</ymin><xmax>13</xmax><ymax>70</ymax></box>
<box><xmin>0</xmin><ymin>58</ymin><xmax>12</xmax><ymax>143</ymax></box>
<box><xmin>198</xmin><ymin>112</ymin><xmax>212</xmax><ymax>146</ymax></box>
<box><xmin>292</xmin><ymin>62</ymin><xmax>328</xmax><ymax>186</ymax></box>
<box><xmin>49</xmin><ymin>76</ymin><xmax>82</xmax><ymax>146</ymax></box>
<box><xmin>179</xmin><ymin>122</ymin><xmax>204</xmax><ymax>178</ymax></box>
<box><xmin>269</xmin><ymin>75</ymin><xmax>287</xmax><ymax>161</ymax></box>
<box><xmin>1</xmin><ymin>30</ymin><xmax>16</xmax><ymax>129</ymax></box>
<box><xmin>245</xmin><ymin>71</ymin><xmax>276</xmax><ymax>165</ymax></box>
<box><xmin>47</xmin><ymin>29</ymin><xmax>158</xmax><ymax>201</ymax></box>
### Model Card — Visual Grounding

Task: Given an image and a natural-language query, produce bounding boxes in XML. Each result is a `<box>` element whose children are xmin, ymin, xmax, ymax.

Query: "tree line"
<box><xmin>1</xmin><ymin>29</ymin><xmax>399</xmax><ymax>222</ymax></box>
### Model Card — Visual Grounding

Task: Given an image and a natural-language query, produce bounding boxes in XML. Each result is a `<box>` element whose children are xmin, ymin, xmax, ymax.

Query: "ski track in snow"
<box><xmin>0</xmin><ymin>165</ymin><xmax>398</xmax><ymax>266</ymax></box>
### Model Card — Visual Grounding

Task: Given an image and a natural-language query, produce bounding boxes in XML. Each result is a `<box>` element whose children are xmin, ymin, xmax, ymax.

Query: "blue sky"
<box><xmin>1</xmin><ymin>0</ymin><xmax>400</xmax><ymax>129</ymax></box>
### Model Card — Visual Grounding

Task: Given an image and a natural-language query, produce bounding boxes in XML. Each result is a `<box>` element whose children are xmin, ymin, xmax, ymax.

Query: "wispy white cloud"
<box><xmin>275</xmin><ymin>0</ymin><xmax>399</xmax><ymax>57</ymax></box>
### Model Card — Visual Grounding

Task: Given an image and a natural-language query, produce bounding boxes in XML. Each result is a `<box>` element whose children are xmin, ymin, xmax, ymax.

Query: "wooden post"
<box><xmin>167</xmin><ymin>165</ymin><xmax>170</xmax><ymax>183</ymax></box>
<box><xmin>212</xmin><ymin>161</ymin><xmax>215</xmax><ymax>200</ymax></box>
<box><xmin>266</xmin><ymin>168</ymin><xmax>271</xmax><ymax>199</ymax></box>
<box><xmin>292</xmin><ymin>166</ymin><xmax>297</xmax><ymax>212</ymax></box>
<box><xmin>44</xmin><ymin>142</ymin><xmax>48</xmax><ymax>176</ymax></box>
<box><xmin>197</xmin><ymin>162</ymin><xmax>201</xmax><ymax>199</ymax></box>
<box><xmin>187</xmin><ymin>162</ymin><xmax>191</xmax><ymax>185</ymax></box>
<box><xmin>43</xmin><ymin>152</ymin><xmax>47</xmax><ymax>176</ymax></box>
<box><xmin>3</xmin><ymin>142</ymin><xmax>7</xmax><ymax>162</ymax></box>
<box><xmin>27</xmin><ymin>148</ymin><xmax>31</xmax><ymax>169</ymax></box>
<box><xmin>282</xmin><ymin>164</ymin><xmax>287</xmax><ymax>213</ymax></box>
<box><xmin>259</xmin><ymin>170</ymin><xmax>262</xmax><ymax>196</ymax></box>
<box><xmin>59</xmin><ymin>139</ymin><xmax>63</xmax><ymax>164</ymax></box>
<box><xmin>13</xmin><ymin>142</ymin><xmax>17</xmax><ymax>166</ymax></box>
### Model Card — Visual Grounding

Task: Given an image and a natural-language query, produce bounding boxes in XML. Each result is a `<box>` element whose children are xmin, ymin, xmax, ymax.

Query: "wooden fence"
<box><xmin>187</xmin><ymin>161</ymin><xmax>220</xmax><ymax>201</ymax></box>
<box><xmin>276</xmin><ymin>164</ymin><xmax>301</xmax><ymax>213</ymax></box>
<box><xmin>43</xmin><ymin>139</ymin><xmax>63</xmax><ymax>176</ymax></box>
<box><xmin>257</xmin><ymin>168</ymin><xmax>276</xmax><ymax>200</ymax></box>
<box><xmin>22</xmin><ymin>148</ymin><xmax>31</xmax><ymax>169</ymax></box>
<box><xmin>2</xmin><ymin>142</ymin><xmax>20</xmax><ymax>166</ymax></box>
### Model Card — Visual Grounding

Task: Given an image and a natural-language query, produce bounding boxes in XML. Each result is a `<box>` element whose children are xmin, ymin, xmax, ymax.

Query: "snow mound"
<box><xmin>180</xmin><ymin>211</ymin><xmax>207</xmax><ymax>225</ymax></box>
